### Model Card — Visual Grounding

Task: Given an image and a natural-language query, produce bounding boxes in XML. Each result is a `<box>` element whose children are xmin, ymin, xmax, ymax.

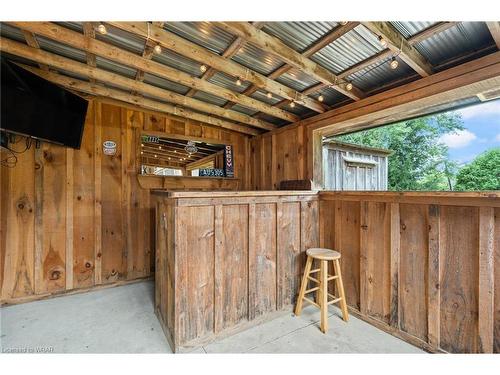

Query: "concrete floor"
<box><xmin>1</xmin><ymin>280</ymin><xmax>423</xmax><ymax>354</ymax></box>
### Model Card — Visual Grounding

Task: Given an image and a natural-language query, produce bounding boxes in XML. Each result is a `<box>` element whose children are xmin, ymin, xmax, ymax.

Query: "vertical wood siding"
<box><xmin>1</xmin><ymin>100</ymin><xmax>250</xmax><ymax>304</ymax></box>
<box><xmin>319</xmin><ymin>192</ymin><xmax>500</xmax><ymax>353</ymax></box>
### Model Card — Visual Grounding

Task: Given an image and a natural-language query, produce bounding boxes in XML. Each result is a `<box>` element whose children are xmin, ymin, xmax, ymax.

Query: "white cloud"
<box><xmin>456</xmin><ymin>100</ymin><xmax>500</xmax><ymax>120</ymax></box>
<box><xmin>439</xmin><ymin>130</ymin><xmax>477</xmax><ymax>148</ymax></box>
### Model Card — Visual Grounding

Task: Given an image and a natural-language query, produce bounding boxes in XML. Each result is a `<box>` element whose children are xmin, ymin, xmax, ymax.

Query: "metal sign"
<box><xmin>224</xmin><ymin>145</ymin><xmax>234</xmax><ymax>177</ymax></box>
<box><xmin>103</xmin><ymin>140</ymin><xmax>117</xmax><ymax>155</ymax></box>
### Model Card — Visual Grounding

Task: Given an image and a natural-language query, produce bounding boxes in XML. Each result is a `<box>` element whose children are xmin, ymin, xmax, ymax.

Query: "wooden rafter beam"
<box><xmin>185</xmin><ymin>22</ymin><xmax>265</xmax><ymax>98</ymax></box>
<box><xmin>82</xmin><ymin>22</ymin><xmax>97</xmax><ymax>83</ymax></box>
<box><xmin>226</xmin><ymin>22</ymin><xmax>359</xmax><ymax>111</ymax></box>
<box><xmin>0</xmin><ymin>36</ymin><xmax>274</xmax><ymax>132</ymax></box>
<box><xmin>8</xmin><ymin>22</ymin><xmax>298</xmax><ymax>122</ymax></box>
<box><xmin>486</xmin><ymin>22</ymin><xmax>500</xmax><ymax>50</ymax></box>
<box><xmin>19</xmin><ymin>65</ymin><xmax>261</xmax><ymax>136</ymax></box>
<box><xmin>107</xmin><ymin>22</ymin><xmax>325</xmax><ymax>114</ymax></box>
<box><xmin>216</xmin><ymin>22</ymin><xmax>365</xmax><ymax>101</ymax></box>
<box><xmin>135</xmin><ymin>22</ymin><xmax>165</xmax><ymax>83</ymax></box>
<box><xmin>21</xmin><ymin>30</ymin><xmax>49</xmax><ymax>71</ymax></box>
<box><xmin>362</xmin><ymin>22</ymin><xmax>433</xmax><ymax>77</ymax></box>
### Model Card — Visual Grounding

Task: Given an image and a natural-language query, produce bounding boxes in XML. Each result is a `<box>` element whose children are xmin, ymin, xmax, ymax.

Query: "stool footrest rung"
<box><xmin>327</xmin><ymin>275</ymin><xmax>339</xmax><ymax>281</ymax></box>
<box><xmin>309</xmin><ymin>268</ymin><xmax>320</xmax><ymax>274</ymax></box>
<box><xmin>303</xmin><ymin>297</ymin><xmax>320</xmax><ymax>308</ymax></box>
<box><xmin>307</xmin><ymin>276</ymin><xmax>319</xmax><ymax>283</ymax></box>
<box><xmin>327</xmin><ymin>297</ymin><xmax>342</xmax><ymax>305</ymax></box>
<box><xmin>305</xmin><ymin>286</ymin><xmax>319</xmax><ymax>294</ymax></box>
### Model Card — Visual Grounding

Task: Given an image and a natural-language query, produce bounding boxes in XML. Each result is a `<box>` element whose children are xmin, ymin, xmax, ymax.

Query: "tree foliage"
<box><xmin>454</xmin><ymin>148</ymin><xmax>500</xmax><ymax>191</ymax></box>
<box><xmin>335</xmin><ymin>112</ymin><xmax>464</xmax><ymax>191</ymax></box>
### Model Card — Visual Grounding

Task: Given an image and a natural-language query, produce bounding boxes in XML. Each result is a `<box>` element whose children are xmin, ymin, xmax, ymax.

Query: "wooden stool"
<box><xmin>295</xmin><ymin>248</ymin><xmax>349</xmax><ymax>333</ymax></box>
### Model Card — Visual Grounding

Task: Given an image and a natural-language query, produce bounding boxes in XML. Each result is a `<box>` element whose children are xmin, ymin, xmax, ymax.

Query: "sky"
<box><xmin>440</xmin><ymin>99</ymin><xmax>500</xmax><ymax>165</ymax></box>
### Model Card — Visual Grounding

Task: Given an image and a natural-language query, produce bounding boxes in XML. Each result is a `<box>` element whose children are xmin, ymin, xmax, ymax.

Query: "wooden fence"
<box><xmin>319</xmin><ymin>191</ymin><xmax>500</xmax><ymax>353</ymax></box>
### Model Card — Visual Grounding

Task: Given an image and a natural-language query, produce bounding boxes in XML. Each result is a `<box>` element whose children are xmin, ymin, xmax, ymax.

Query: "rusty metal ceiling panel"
<box><xmin>231</xmin><ymin>41</ymin><xmax>285</xmax><ymax>76</ymax></box>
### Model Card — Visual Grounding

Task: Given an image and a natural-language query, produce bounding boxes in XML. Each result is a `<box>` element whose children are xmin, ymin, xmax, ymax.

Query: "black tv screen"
<box><xmin>1</xmin><ymin>58</ymin><xmax>88</xmax><ymax>149</ymax></box>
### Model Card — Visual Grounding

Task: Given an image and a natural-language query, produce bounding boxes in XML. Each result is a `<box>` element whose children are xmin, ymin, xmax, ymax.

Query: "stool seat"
<box><xmin>295</xmin><ymin>248</ymin><xmax>348</xmax><ymax>333</ymax></box>
<box><xmin>306</xmin><ymin>248</ymin><xmax>340</xmax><ymax>260</ymax></box>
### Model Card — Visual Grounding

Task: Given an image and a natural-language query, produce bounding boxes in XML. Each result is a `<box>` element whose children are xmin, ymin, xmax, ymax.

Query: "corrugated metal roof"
<box><xmin>413</xmin><ymin>22</ymin><xmax>493</xmax><ymax>66</ymax></box>
<box><xmin>276</xmin><ymin>67</ymin><xmax>320</xmax><ymax>92</ymax></box>
<box><xmin>0</xmin><ymin>23</ymin><xmax>29</xmax><ymax>43</ymax></box>
<box><xmin>95</xmin><ymin>55</ymin><xmax>136</xmax><ymax>78</ymax></box>
<box><xmin>193</xmin><ymin>90</ymin><xmax>228</xmax><ymax>107</ymax></box>
<box><xmin>36</xmin><ymin>35</ymin><xmax>87</xmax><ymax>63</ymax></box>
<box><xmin>54</xmin><ymin>22</ymin><xmax>83</xmax><ymax>33</ymax></box>
<box><xmin>311</xmin><ymin>24</ymin><xmax>384</xmax><ymax>74</ymax></box>
<box><xmin>347</xmin><ymin>55</ymin><xmax>415</xmax><ymax>93</ymax></box>
<box><xmin>315</xmin><ymin>85</ymin><xmax>350</xmax><ymax>106</ymax></box>
<box><xmin>142</xmin><ymin>72</ymin><xmax>190</xmax><ymax>95</ymax></box>
<box><xmin>262</xmin><ymin>22</ymin><xmax>338</xmax><ymax>52</ymax></box>
<box><xmin>256</xmin><ymin>113</ymin><xmax>288</xmax><ymax>126</ymax></box>
<box><xmin>95</xmin><ymin>24</ymin><xmax>144</xmax><ymax>55</ymax></box>
<box><xmin>207</xmin><ymin>71</ymin><xmax>252</xmax><ymax>93</ymax></box>
<box><xmin>230</xmin><ymin>104</ymin><xmax>259</xmax><ymax>116</ymax></box>
<box><xmin>152</xmin><ymin>48</ymin><xmax>205</xmax><ymax>78</ymax></box>
<box><xmin>390</xmin><ymin>21</ymin><xmax>435</xmax><ymax>38</ymax></box>
<box><xmin>251</xmin><ymin>89</ymin><xmax>284</xmax><ymax>105</ymax></box>
<box><xmin>164</xmin><ymin>22</ymin><xmax>234</xmax><ymax>55</ymax></box>
<box><xmin>231</xmin><ymin>42</ymin><xmax>285</xmax><ymax>76</ymax></box>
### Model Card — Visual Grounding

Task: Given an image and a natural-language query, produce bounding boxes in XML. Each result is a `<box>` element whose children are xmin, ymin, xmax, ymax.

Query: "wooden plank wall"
<box><xmin>319</xmin><ymin>192</ymin><xmax>500</xmax><ymax>353</ymax></box>
<box><xmin>249</xmin><ymin>124</ymin><xmax>307</xmax><ymax>190</ymax></box>
<box><xmin>155</xmin><ymin>193</ymin><xmax>319</xmax><ymax>349</ymax></box>
<box><xmin>1</xmin><ymin>100</ymin><xmax>250</xmax><ymax>304</ymax></box>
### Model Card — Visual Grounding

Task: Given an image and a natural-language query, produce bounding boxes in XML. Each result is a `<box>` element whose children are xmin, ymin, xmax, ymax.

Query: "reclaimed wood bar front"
<box><xmin>154</xmin><ymin>191</ymin><xmax>319</xmax><ymax>351</ymax></box>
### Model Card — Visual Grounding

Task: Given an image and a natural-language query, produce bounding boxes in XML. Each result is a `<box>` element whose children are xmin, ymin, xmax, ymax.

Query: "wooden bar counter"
<box><xmin>153</xmin><ymin>190</ymin><xmax>320</xmax><ymax>351</ymax></box>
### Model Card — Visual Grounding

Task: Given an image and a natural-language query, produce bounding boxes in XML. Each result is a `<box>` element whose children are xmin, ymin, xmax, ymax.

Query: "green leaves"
<box><xmin>455</xmin><ymin>148</ymin><xmax>500</xmax><ymax>191</ymax></box>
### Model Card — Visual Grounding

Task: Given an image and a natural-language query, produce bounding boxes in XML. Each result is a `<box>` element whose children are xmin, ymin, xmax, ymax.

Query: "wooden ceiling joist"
<box><xmin>217</xmin><ymin>22</ymin><xmax>365</xmax><ymax>101</ymax></box>
<box><xmin>362</xmin><ymin>22</ymin><xmax>433</xmax><ymax>77</ymax></box>
<box><xmin>82</xmin><ymin>22</ymin><xmax>97</xmax><ymax>83</ymax></box>
<box><xmin>19</xmin><ymin>65</ymin><xmax>261</xmax><ymax>136</ymax></box>
<box><xmin>0</xmin><ymin>37</ymin><xmax>274</xmax><ymax>132</ymax></box>
<box><xmin>107</xmin><ymin>22</ymin><xmax>325</xmax><ymax>114</ymax></box>
<box><xmin>21</xmin><ymin>30</ymin><xmax>49</xmax><ymax>71</ymax></box>
<box><xmin>8</xmin><ymin>22</ymin><xmax>298</xmax><ymax>123</ymax></box>
<box><xmin>486</xmin><ymin>22</ymin><xmax>500</xmax><ymax>50</ymax></box>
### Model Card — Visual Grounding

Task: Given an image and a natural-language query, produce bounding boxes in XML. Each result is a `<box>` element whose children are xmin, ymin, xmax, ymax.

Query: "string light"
<box><xmin>378</xmin><ymin>35</ymin><xmax>388</xmax><ymax>48</ymax></box>
<box><xmin>159</xmin><ymin>146</ymin><xmax>162</xmax><ymax>150</ymax></box>
<box><xmin>289</xmin><ymin>101</ymin><xmax>295</xmax><ymax>108</ymax></box>
<box><xmin>389</xmin><ymin>57</ymin><xmax>399</xmax><ymax>70</ymax></box>
<box><xmin>200</xmin><ymin>64</ymin><xmax>207</xmax><ymax>73</ymax></box>
<box><xmin>153</xmin><ymin>44</ymin><xmax>162</xmax><ymax>54</ymax></box>
<box><xmin>168</xmin><ymin>157</ymin><xmax>171</xmax><ymax>160</ymax></box>
<box><xmin>236</xmin><ymin>78</ymin><xmax>242</xmax><ymax>86</ymax></box>
<box><xmin>346</xmin><ymin>82</ymin><xmax>353</xmax><ymax>91</ymax></box>
<box><xmin>140</xmin><ymin>151</ymin><xmax>143</xmax><ymax>155</ymax></box>
<box><xmin>154</xmin><ymin>154</ymin><xmax>157</xmax><ymax>158</ymax></box>
<box><xmin>97</xmin><ymin>24</ymin><xmax>107</xmax><ymax>35</ymax></box>
<box><xmin>141</xmin><ymin>143</ymin><xmax>144</xmax><ymax>147</ymax></box>
<box><xmin>267</xmin><ymin>92</ymin><xmax>273</xmax><ymax>99</ymax></box>
<box><xmin>318</xmin><ymin>95</ymin><xmax>324</xmax><ymax>102</ymax></box>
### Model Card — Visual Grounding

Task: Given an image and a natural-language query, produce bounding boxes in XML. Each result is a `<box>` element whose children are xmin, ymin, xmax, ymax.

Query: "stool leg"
<box><xmin>333</xmin><ymin>259</ymin><xmax>349</xmax><ymax>322</ymax></box>
<box><xmin>294</xmin><ymin>255</ymin><xmax>313</xmax><ymax>316</ymax></box>
<box><xmin>320</xmin><ymin>260</ymin><xmax>329</xmax><ymax>333</ymax></box>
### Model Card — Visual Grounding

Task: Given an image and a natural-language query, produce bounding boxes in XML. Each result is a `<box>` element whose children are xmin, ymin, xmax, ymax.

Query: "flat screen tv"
<box><xmin>1</xmin><ymin>57</ymin><xmax>88</xmax><ymax>149</ymax></box>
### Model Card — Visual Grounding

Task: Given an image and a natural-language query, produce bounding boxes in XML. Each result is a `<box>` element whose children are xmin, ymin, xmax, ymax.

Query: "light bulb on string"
<box><xmin>153</xmin><ymin>44</ymin><xmax>162</xmax><ymax>54</ymax></box>
<box><xmin>389</xmin><ymin>57</ymin><xmax>399</xmax><ymax>70</ymax></box>
<box><xmin>378</xmin><ymin>35</ymin><xmax>387</xmax><ymax>48</ymax></box>
<box><xmin>318</xmin><ymin>95</ymin><xmax>324</xmax><ymax>102</ymax></box>
<box><xmin>289</xmin><ymin>101</ymin><xmax>295</xmax><ymax>108</ymax></box>
<box><xmin>346</xmin><ymin>82</ymin><xmax>353</xmax><ymax>91</ymax></box>
<box><xmin>97</xmin><ymin>24</ymin><xmax>107</xmax><ymax>35</ymax></box>
<box><xmin>200</xmin><ymin>64</ymin><xmax>207</xmax><ymax>73</ymax></box>
<box><xmin>267</xmin><ymin>92</ymin><xmax>273</xmax><ymax>99</ymax></box>
<box><xmin>236</xmin><ymin>78</ymin><xmax>242</xmax><ymax>86</ymax></box>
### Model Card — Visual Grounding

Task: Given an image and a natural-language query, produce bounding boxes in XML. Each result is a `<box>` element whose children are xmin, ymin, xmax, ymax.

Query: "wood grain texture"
<box><xmin>2</xmin><ymin>98</ymin><xmax>249</xmax><ymax>304</ymax></box>
<box><xmin>494</xmin><ymin>207</ymin><xmax>500</xmax><ymax>353</ymax></box>
<box><xmin>439</xmin><ymin>206</ymin><xmax>479</xmax><ymax>353</ymax></box>
<box><xmin>399</xmin><ymin>204</ymin><xmax>428</xmax><ymax>341</ymax></box>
